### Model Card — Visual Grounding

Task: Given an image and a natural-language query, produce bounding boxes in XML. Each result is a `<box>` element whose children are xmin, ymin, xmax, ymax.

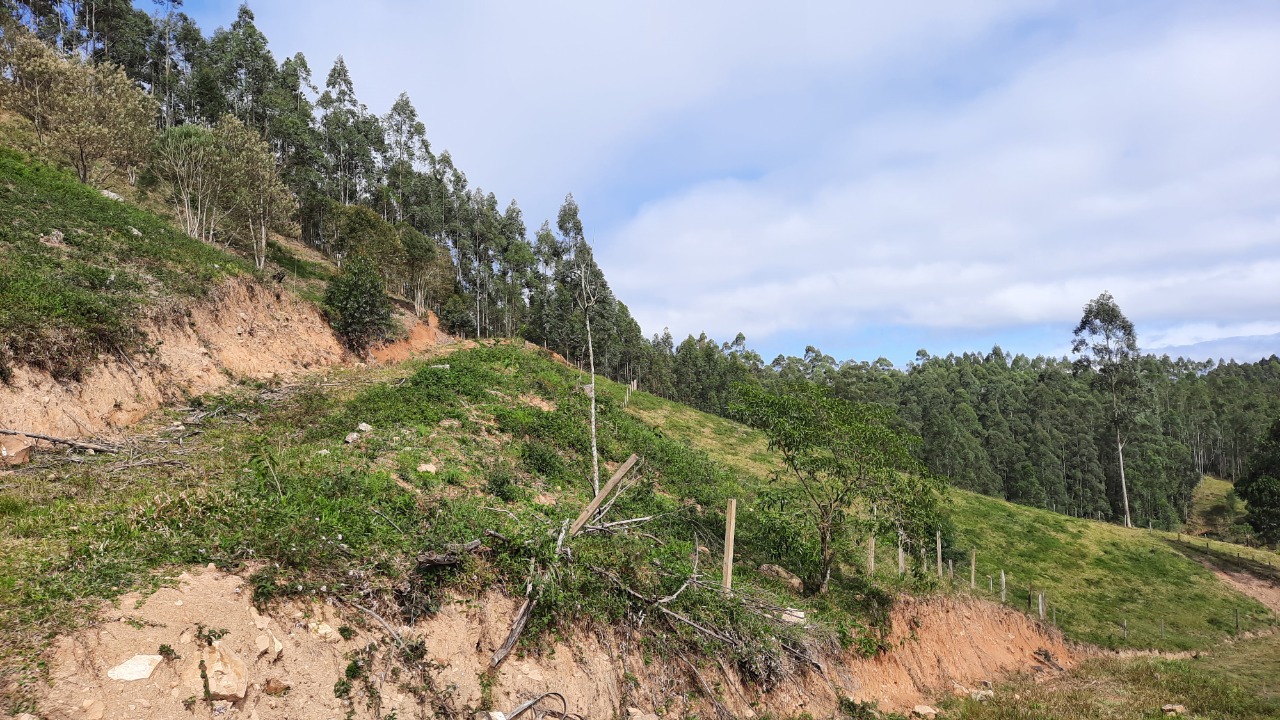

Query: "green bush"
<box><xmin>323</xmin><ymin>256</ymin><xmax>393</xmax><ymax>353</ymax></box>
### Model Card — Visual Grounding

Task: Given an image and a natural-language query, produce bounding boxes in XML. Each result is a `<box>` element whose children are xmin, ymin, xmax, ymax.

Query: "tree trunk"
<box><xmin>1117</xmin><ymin>431</ymin><xmax>1132</xmax><ymax>528</ymax></box>
<box><xmin>818</xmin><ymin>525</ymin><xmax>833</xmax><ymax>594</ymax></box>
<box><xmin>586</xmin><ymin>311</ymin><xmax>600</xmax><ymax>496</ymax></box>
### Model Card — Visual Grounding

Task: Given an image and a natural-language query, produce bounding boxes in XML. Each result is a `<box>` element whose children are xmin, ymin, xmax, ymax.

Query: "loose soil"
<box><xmin>0</xmin><ymin>279</ymin><xmax>446</xmax><ymax>443</ymax></box>
<box><xmin>30</xmin><ymin>569</ymin><xmax>1080</xmax><ymax>719</ymax></box>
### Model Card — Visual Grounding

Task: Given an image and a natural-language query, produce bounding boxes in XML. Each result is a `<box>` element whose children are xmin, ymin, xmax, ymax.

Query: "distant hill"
<box><xmin>1150</xmin><ymin>333</ymin><xmax>1280</xmax><ymax>363</ymax></box>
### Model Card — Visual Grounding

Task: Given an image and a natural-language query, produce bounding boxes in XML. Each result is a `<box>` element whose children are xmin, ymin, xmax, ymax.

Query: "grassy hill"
<box><xmin>0</xmin><ymin>146</ymin><xmax>252</xmax><ymax>382</ymax></box>
<box><xmin>608</xmin><ymin>379</ymin><xmax>1277</xmax><ymax>651</ymax></box>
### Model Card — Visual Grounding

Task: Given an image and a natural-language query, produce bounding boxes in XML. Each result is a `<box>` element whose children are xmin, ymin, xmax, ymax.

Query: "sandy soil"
<box><xmin>29</xmin><ymin>569</ymin><xmax>1080</xmax><ymax>720</ymax></box>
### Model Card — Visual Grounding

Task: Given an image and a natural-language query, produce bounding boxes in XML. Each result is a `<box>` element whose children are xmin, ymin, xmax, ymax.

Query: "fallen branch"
<box><xmin>0</xmin><ymin>428</ymin><xmax>119</xmax><ymax>453</ymax></box>
<box><xmin>507</xmin><ymin>691</ymin><xmax>579</xmax><ymax>720</ymax></box>
<box><xmin>678</xmin><ymin>653</ymin><xmax>735</xmax><ymax>720</ymax></box>
<box><xmin>337</xmin><ymin>598</ymin><xmax>406</xmax><ymax>650</ymax></box>
<box><xmin>370</xmin><ymin>507</ymin><xmax>405</xmax><ymax>534</ymax></box>
<box><xmin>491</xmin><ymin>595</ymin><xmax>535</xmax><ymax>668</ymax></box>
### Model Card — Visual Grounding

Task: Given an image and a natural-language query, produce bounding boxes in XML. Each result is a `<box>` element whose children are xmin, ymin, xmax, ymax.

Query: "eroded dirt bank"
<box><xmin>0</xmin><ymin>278</ymin><xmax>445</xmax><ymax>442</ymax></box>
<box><xmin>32</xmin><ymin>568</ymin><xmax>1079</xmax><ymax>719</ymax></box>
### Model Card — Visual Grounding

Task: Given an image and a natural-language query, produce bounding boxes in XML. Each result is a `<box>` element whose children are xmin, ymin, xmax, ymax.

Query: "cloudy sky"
<box><xmin>184</xmin><ymin>0</ymin><xmax>1280</xmax><ymax>364</ymax></box>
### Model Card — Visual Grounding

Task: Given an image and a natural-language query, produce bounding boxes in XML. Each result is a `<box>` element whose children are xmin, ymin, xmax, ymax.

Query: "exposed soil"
<box><xmin>30</xmin><ymin>569</ymin><xmax>1080</xmax><ymax>719</ymax></box>
<box><xmin>1</xmin><ymin>279</ymin><xmax>447</xmax><ymax>444</ymax></box>
<box><xmin>1188</xmin><ymin>553</ymin><xmax>1280</xmax><ymax>615</ymax></box>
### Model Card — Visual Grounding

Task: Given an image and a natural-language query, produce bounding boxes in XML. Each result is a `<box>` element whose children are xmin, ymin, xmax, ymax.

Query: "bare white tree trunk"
<box><xmin>1117</xmin><ymin>432</ymin><xmax>1132</xmax><ymax>528</ymax></box>
<box><xmin>585</xmin><ymin>311</ymin><xmax>600</xmax><ymax>495</ymax></box>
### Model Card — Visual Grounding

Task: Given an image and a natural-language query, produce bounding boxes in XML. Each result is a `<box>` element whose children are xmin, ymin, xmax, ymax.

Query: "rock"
<box><xmin>262</xmin><ymin>677</ymin><xmax>289</xmax><ymax>696</ymax></box>
<box><xmin>183</xmin><ymin>642</ymin><xmax>248</xmax><ymax>701</ymax></box>
<box><xmin>255</xmin><ymin>630</ymin><xmax>283</xmax><ymax>661</ymax></box>
<box><xmin>417</xmin><ymin>462</ymin><xmax>437</xmax><ymax>473</ymax></box>
<box><xmin>312</xmin><ymin>622</ymin><xmax>341</xmax><ymax>642</ymax></box>
<box><xmin>14</xmin><ymin>713</ymin><xmax>39</xmax><ymax>720</ymax></box>
<box><xmin>107</xmin><ymin>654</ymin><xmax>163</xmax><ymax>681</ymax></box>
<box><xmin>82</xmin><ymin>698</ymin><xmax>105</xmax><ymax>719</ymax></box>
<box><xmin>758</xmin><ymin>564</ymin><xmax>804</xmax><ymax>592</ymax></box>
<box><xmin>356</xmin><ymin>422</ymin><xmax>373</xmax><ymax>433</ymax></box>
<box><xmin>1162</xmin><ymin>704</ymin><xmax>1186</xmax><ymax>716</ymax></box>
<box><xmin>250</xmin><ymin>606</ymin><xmax>271</xmax><ymax>630</ymax></box>
<box><xmin>317</xmin><ymin>449</ymin><xmax>330</xmax><ymax>455</ymax></box>
<box><xmin>344</xmin><ymin>432</ymin><xmax>360</xmax><ymax>444</ymax></box>
<box><xmin>100</xmin><ymin>189</ymin><xmax>123</xmax><ymax>201</ymax></box>
<box><xmin>780</xmin><ymin>608</ymin><xmax>806</xmax><ymax>625</ymax></box>
<box><xmin>127</xmin><ymin>226</ymin><xmax>142</xmax><ymax>237</ymax></box>
<box><xmin>971</xmin><ymin>689</ymin><xmax>995</xmax><ymax>702</ymax></box>
<box><xmin>0</xmin><ymin>434</ymin><xmax>34</xmax><ymax>466</ymax></box>
<box><xmin>911</xmin><ymin>706</ymin><xmax>938</xmax><ymax>719</ymax></box>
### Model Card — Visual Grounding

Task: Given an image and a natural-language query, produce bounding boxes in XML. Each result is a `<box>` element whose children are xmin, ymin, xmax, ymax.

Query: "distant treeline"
<box><xmin>633</xmin><ymin>332</ymin><xmax>1280</xmax><ymax>531</ymax></box>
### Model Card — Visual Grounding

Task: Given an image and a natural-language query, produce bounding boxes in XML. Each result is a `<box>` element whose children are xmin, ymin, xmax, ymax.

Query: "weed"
<box><xmin>158</xmin><ymin>644</ymin><xmax>180</xmax><ymax>661</ymax></box>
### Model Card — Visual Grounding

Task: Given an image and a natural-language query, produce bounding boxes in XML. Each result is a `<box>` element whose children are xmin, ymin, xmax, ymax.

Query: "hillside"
<box><xmin>611</xmin><ymin>380</ymin><xmax>1278</xmax><ymax>651</ymax></box>
<box><xmin>0</xmin><ymin>148</ymin><xmax>447</xmax><ymax>441</ymax></box>
<box><xmin>3</xmin><ymin>343</ymin><xmax>1090</xmax><ymax>718</ymax></box>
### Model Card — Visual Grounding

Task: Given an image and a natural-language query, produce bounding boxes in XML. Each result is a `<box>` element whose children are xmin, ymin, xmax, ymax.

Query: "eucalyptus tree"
<box><xmin>1072</xmin><ymin>292</ymin><xmax>1141</xmax><ymax>527</ymax></box>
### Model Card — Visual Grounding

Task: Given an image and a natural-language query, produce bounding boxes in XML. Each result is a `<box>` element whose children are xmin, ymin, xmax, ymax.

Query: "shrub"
<box><xmin>324</xmin><ymin>256</ymin><xmax>393</xmax><ymax>353</ymax></box>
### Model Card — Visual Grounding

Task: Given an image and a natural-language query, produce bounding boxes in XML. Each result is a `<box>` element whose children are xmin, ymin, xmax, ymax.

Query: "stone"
<box><xmin>250</xmin><ymin>606</ymin><xmax>271</xmax><ymax>630</ymax></box>
<box><xmin>263</xmin><ymin>677</ymin><xmax>289</xmax><ymax>696</ymax></box>
<box><xmin>970</xmin><ymin>689</ymin><xmax>995</xmax><ymax>702</ymax></box>
<box><xmin>780</xmin><ymin>608</ymin><xmax>806</xmax><ymax>625</ymax></box>
<box><xmin>184</xmin><ymin>642</ymin><xmax>249</xmax><ymax>701</ymax></box>
<box><xmin>128</xmin><ymin>226</ymin><xmax>142</xmax><ymax>237</ymax></box>
<box><xmin>0</xmin><ymin>434</ymin><xmax>34</xmax><ymax>466</ymax></box>
<box><xmin>356</xmin><ymin>422</ymin><xmax>373</xmax><ymax>433</ymax></box>
<box><xmin>911</xmin><ymin>706</ymin><xmax>938</xmax><ymax>719</ymax></box>
<box><xmin>758</xmin><ymin>564</ymin><xmax>804</xmax><ymax>592</ymax></box>
<box><xmin>107</xmin><ymin>654</ymin><xmax>162</xmax><ymax>681</ymax></box>
<box><xmin>255</xmin><ymin>630</ymin><xmax>283</xmax><ymax>661</ymax></box>
<box><xmin>344</xmin><ymin>432</ymin><xmax>360</xmax><ymax>444</ymax></box>
<box><xmin>417</xmin><ymin>463</ymin><xmax>437</xmax><ymax>474</ymax></box>
<box><xmin>100</xmin><ymin>189</ymin><xmax>123</xmax><ymax>201</ymax></box>
<box><xmin>82</xmin><ymin>698</ymin><xmax>105</xmax><ymax>719</ymax></box>
<box><xmin>317</xmin><ymin>449</ymin><xmax>330</xmax><ymax>455</ymax></box>
<box><xmin>312</xmin><ymin>622</ymin><xmax>340</xmax><ymax>642</ymax></box>
<box><xmin>1162</xmin><ymin>705</ymin><xmax>1186</xmax><ymax>716</ymax></box>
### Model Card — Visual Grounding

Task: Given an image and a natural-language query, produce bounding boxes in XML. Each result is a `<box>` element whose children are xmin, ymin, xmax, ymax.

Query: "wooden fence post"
<box><xmin>970</xmin><ymin>550</ymin><xmax>976</xmax><ymax>589</ymax></box>
<box><xmin>1000</xmin><ymin>570</ymin><xmax>1006</xmax><ymax>603</ymax></box>
<box><xmin>936</xmin><ymin>531</ymin><xmax>943</xmax><ymax>578</ymax></box>
<box><xmin>1038</xmin><ymin>593</ymin><xmax>1045</xmax><ymax>620</ymax></box>
<box><xmin>722</xmin><ymin>498</ymin><xmax>737</xmax><ymax>592</ymax></box>
<box><xmin>988</xmin><ymin>575</ymin><xmax>993</xmax><ymax>593</ymax></box>
<box><xmin>868</xmin><ymin>533</ymin><xmax>875</xmax><ymax>575</ymax></box>
<box><xmin>948</xmin><ymin>558</ymin><xmax>954</xmax><ymax>580</ymax></box>
<box><xmin>1123</xmin><ymin>619</ymin><xmax>1128</xmax><ymax>641</ymax></box>
<box><xmin>898</xmin><ymin>539</ymin><xmax>905</xmax><ymax>577</ymax></box>
<box><xmin>569</xmin><ymin>454</ymin><xmax>639</xmax><ymax>536</ymax></box>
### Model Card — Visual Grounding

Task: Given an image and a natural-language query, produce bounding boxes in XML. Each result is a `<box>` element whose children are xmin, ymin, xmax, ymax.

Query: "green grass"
<box><xmin>0</xmin><ymin>145</ymin><xmax>248</xmax><ymax>380</ymax></box>
<box><xmin>609</xmin><ymin>385</ymin><xmax>1277</xmax><ymax>651</ymax></box>
<box><xmin>949</xmin><ymin>652</ymin><xmax>1280</xmax><ymax>720</ymax></box>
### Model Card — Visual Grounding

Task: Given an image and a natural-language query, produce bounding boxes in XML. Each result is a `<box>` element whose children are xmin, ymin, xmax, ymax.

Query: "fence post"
<box><xmin>948</xmin><ymin>558</ymin><xmax>954</xmax><ymax>581</ymax></box>
<box><xmin>1038</xmin><ymin>593</ymin><xmax>1045</xmax><ymax>620</ymax></box>
<box><xmin>970</xmin><ymin>550</ymin><xmax>976</xmax><ymax>589</ymax></box>
<box><xmin>1000</xmin><ymin>570</ymin><xmax>1006</xmax><ymax>603</ymax></box>
<box><xmin>1236</xmin><ymin>608</ymin><xmax>1240</xmax><ymax>633</ymax></box>
<box><xmin>936</xmin><ymin>530</ymin><xmax>943</xmax><ymax>578</ymax></box>
<box><xmin>1123</xmin><ymin>619</ymin><xmax>1128</xmax><ymax>641</ymax></box>
<box><xmin>898</xmin><ymin>538</ymin><xmax>905</xmax><ymax>577</ymax></box>
<box><xmin>722</xmin><ymin>499</ymin><xmax>737</xmax><ymax>592</ymax></box>
<box><xmin>988</xmin><ymin>575</ymin><xmax>993</xmax><ymax>593</ymax></box>
<box><xmin>868</xmin><ymin>533</ymin><xmax>875</xmax><ymax>575</ymax></box>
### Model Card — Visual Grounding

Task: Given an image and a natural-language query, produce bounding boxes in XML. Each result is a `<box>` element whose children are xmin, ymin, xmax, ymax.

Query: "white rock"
<box><xmin>911</xmin><ymin>705</ymin><xmax>938</xmax><ymax>719</ymax></box>
<box><xmin>317</xmin><ymin>449</ymin><xmax>330</xmax><ymax>455</ymax></box>
<box><xmin>417</xmin><ymin>463</ymin><xmax>437</xmax><ymax>473</ymax></box>
<box><xmin>100</xmin><ymin>189</ymin><xmax>123</xmax><ymax>201</ymax></box>
<box><xmin>1162</xmin><ymin>704</ymin><xmax>1187</xmax><ymax>717</ymax></box>
<box><xmin>781</xmin><ymin>608</ymin><xmax>806</xmax><ymax>624</ymax></box>
<box><xmin>82</xmin><ymin>698</ymin><xmax>105</xmax><ymax>719</ymax></box>
<box><xmin>356</xmin><ymin>422</ymin><xmax>373</xmax><ymax>433</ymax></box>
<box><xmin>107</xmin><ymin>654</ymin><xmax>162</xmax><ymax>681</ymax></box>
<box><xmin>344</xmin><ymin>432</ymin><xmax>360</xmax><ymax>444</ymax></box>
<box><xmin>0</xmin><ymin>434</ymin><xmax>34</xmax><ymax>466</ymax></box>
<box><xmin>183</xmin><ymin>641</ymin><xmax>248</xmax><ymax>700</ymax></box>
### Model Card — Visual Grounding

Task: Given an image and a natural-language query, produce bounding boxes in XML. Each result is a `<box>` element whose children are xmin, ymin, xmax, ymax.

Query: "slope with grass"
<box><xmin>0</xmin><ymin>146</ymin><xmax>448</xmax><ymax>441</ymax></box>
<box><xmin>2</xmin><ymin>343</ymin><xmax>1086</xmax><ymax>718</ymax></box>
<box><xmin>607</xmin><ymin>380</ymin><xmax>1277</xmax><ymax>652</ymax></box>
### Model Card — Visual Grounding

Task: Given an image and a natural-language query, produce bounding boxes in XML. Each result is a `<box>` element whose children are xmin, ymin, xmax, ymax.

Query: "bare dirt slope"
<box><xmin>1</xmin><ymin>278</ymin><xmax>446</xmax><ymax>443</ymax></box>
<box><xmin>32</xmin><ymin>568</ymin><xmax>1079</xmax><ymax>719</ymax></box>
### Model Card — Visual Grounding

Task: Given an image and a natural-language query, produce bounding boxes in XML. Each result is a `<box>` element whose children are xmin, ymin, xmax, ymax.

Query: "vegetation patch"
<box><xmin>0</xmin><ymin>146</ymin><xmax>246</xmax><ymax>380</ymax></box>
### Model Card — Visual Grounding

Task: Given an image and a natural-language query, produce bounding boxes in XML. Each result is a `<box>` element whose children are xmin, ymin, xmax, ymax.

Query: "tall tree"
<box><xmin>1072</xmin><ymin>292</ymin><xmax>1141</xmax><ymax>527</ymax></box>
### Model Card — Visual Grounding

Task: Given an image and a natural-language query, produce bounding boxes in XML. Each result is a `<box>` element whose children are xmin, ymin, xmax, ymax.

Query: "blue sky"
<box><xmin>179</xmin><ymin>0</ymin><xmax>1280</xmax><ymax>364</ymax></box>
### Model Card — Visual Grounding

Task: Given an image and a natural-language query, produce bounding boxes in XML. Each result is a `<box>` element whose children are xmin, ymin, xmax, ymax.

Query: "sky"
<box><xmin>181</xmin><ymin>0</ymin><xmax>1280</xmax><ymax>365</ymax></box>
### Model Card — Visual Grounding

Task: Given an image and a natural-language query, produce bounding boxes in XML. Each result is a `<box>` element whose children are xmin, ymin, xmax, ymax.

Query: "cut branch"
<box><xmin>0</xmin><ymin>428</ymin><xmax>119</xmax><ymax>453</ymax></box>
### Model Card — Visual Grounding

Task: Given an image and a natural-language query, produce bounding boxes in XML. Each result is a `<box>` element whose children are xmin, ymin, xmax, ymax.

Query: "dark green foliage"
<box><xmin>1239</xmin><ymin>418</ymin><xmax>1280</xmax><ymax>545</ymax></box>
<box><xmin>323</xmin><ymin>256</ymin><xmax>393</xmax><ymax>353</ymax></box>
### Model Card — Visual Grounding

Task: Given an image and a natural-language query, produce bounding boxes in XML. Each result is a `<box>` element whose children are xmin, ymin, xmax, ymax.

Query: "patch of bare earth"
<box><xmin>32</xmin><ymin>570</ymin><xmax>1080</xmax><ymax>719</ymax></box>
<box><xmin>1</xmin><ymin>277</ymin><xmax>346</xmax><ymax>442</ymax></box>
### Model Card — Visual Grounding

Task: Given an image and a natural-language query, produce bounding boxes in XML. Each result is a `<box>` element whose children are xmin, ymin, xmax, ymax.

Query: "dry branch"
<box><xmin>0</xmin><ymin>428</ymin><xmax>119</xmax><ymax>453</ymax></box>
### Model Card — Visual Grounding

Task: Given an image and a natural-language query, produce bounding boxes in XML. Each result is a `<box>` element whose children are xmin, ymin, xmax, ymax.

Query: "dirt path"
<box><xmin>1178</xmin><ymin>545</ymin><xmax>1280</xmax><ymax>615</ymax></box>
